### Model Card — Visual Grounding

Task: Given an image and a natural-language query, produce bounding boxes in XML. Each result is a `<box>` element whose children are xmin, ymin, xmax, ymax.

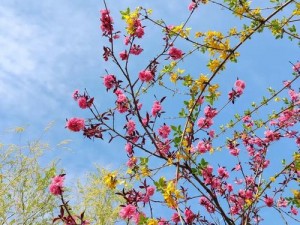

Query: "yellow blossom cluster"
<box><xmin>103</xmin><ymin>171</ymin><xmax>118</xmax><ymax>189</ymax></box>
<box><xmin>204</xmin><ymin>31</ymin><xmax>239</xmax><ymax>72</ymax></box>
<box><xmin>162</xmin><ymin>180</ymin><xmax>183</xmax><ymax>208</ymax></box>
<box><xmin>168</xmin><ymin>24</ymin><xmax>191</xmax><ymax>38</ymax></box>
<box><xmin>121</xmin><ymin>8</ymin><xmax>140</xmax><ymax>35</ymax></box>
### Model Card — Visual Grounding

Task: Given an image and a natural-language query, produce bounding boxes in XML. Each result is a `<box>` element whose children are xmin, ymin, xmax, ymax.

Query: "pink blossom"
<box><xmin>171</xmin><ymin>212</ymin><xmax>180</xmax><ymax>223</ymax></box>
<box><xmin>126</xmin><ymin>120</ymin><xmax>136</xmax><ymax>135</ymax></box>
<box><xmin>139</xmin><ymin>70</ymin><xmax>154</xmax><ymax>82</ymax></box>
<box><xmin>217</xmin><ymin>167</ymin><xmax>229</xmax><ymax>178</ymax></box>
<box><xmin>229</xmin><ymin>147</ymin><xmax>240</xmax><ymax>156</ymax></box>
<box><xmin>235</xmin><ymin>79</ymin><xmax>246</xmax><ymax>90</ymax></box>
<box><xmin>156</xmin><ymin>140</ymin><xmax>171</xmax><ymax>155</ymax></box>
<box><xmin>124</xmin><ymin>36</ymin><xmax>130</xmax><ymax>45</ymax></box>
<box><xmin>151</xmin><ymin>101</ymin><xmax>162</xmax><ymax>117</ymax></box>
<box><xmin>125</xmin><ymin>143</ymin><xmax>133</xmax><ymax>155</ymax></box>
<box><xmin>292</xmin><ymin>62</ymin><xmax>300</xmax><ymax>72</ymax></box>
<box><xmin>66</xmin><ymin>118</ymin><xmax>85</xmax><ymax>132</ymax></box>
<box><xmin>135</xmin><ymin>26</ymin><xmax>145</xmax><ymax>38</ymax></box>
<box><xmin>184</xmin><ymin>208</ymin><xmax>195</xmax><ymax>224</ymax></box>
<box><xmin>103</xmin><ymin>74</ymin><xmax>116</xmax><ymax>89</ymax></box>
<box><xmin>158</xmin><ymin>219</ymin><xmax>169</xmax><ymax>225</ymax></box>
<box><xmin>204</xmin><ymin>106</ymin><xmax>217</xmax><ymax>118</ymax></box>
<box><xmin>290</xmin><ymin>205</ymin><xmax>298</xmax><ymax>215</ymax></box>
<box><xmin>72</xmin><ymin>89</ymin><xmax>79</xmax><ymax>101</ymax></box>
<box><xmin>169</xmin><ymin>47</ymin><xmax>183</xmax><ymax>60</ymax></box>
<box><xmin>119</xmin><ymin>204</ymin><xmax>137</xmax><ymax>219</ymax></box>
<box><xmin>119</xmin><ymin>51</ymin><xmax>128</xmax><ymax>60</ymax></box>
<box><xmin>100</xmin><ymin>9</ymin><xmax>113</xmax><ymax>34</ymax></box>
<box><xmin>188</xmin><ymin>2</ymin><xmax>196</xmax><ymax>11</ymax></box>
<box><xmin>277</xmin><ymin>197</ymin><xmax>288</xmax><ymax>207</ymax></box>
<box><xmin>126</xmin><ymin>157</ymin><xmax>137</xmax><ymax>168</ymax></box>
<box><xmin>78</xmin><ymin>97</ymin><xmax>88</xmax><ymax>109</ymax></box>
<box><xmin>158</xmin><ymin>124</ymin><xmax>171</xmax><ymax>139</ymax></box>
<box><xmin>289</xmin><ymin>90</ymin><xmax>299</xmax><ymax>102</ymax></box>
<box><xmin>264</xmin><ymin>196</ymin><xmax>274</xmax><ymax>207</ymax></box>
<box><xmin>130</xmin><ymin>44</ymin><xmax>143</xmax><ymax>55</ymax></box>
<box><xmin>142</xmin><ymin>117</ymin><xmax>149</xmax><ymax>126</ymax></box>
<box><xmin>227</xmin><ymin>184</ymin><xmax>233</xmax><ymax>192</ymax></box>
<box><xmin>49</xmin><ymin>175</ymin><xmax>65</xmax><ymax>195</ymax></box>
<box><xmin>146</xmin><ymin>186</ymin><xmax>155</xmax><ymax>196</ymax></box>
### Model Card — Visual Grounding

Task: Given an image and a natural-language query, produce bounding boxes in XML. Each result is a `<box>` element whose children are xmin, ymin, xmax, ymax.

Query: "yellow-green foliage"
<box><xmin>75</xmin><ymin>167</ymin><xmax>125</xmax><ymax>225</ymax></box>
<box><xmin>0</xmin><ymin>130</ymin><xmax>57</xmax><ymax>225</ymax></box>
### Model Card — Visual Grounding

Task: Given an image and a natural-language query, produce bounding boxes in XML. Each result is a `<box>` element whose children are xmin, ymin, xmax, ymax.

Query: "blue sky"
<box><xmin>0</xmin><ymin>0</ymin><xmax>300</xmax><ymax>224</ymax></box>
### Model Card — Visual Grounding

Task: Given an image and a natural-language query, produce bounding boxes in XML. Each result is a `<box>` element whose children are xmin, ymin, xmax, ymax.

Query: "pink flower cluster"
<box><xmin>197</xmin><ymin>105</ymin><xmax>217</xmax><ymax>129</ymax></box>
<box><xmin>49</xmin><ymin>174</ymin><xmax>65</xmax><ymax>196</ymax></box>
<box><xmin>132</xmin><ymin>19</ymin><xmax>145</xmax><ymax>38</ymax></box>
<box><xmin>129</xmin><ymin>44</ymin><xmax>143</xmax><ymax>55</ymax></box>
<box><xmin>119</xmin><ymin>204</ymin><xmax>137</xmax><ymax>220</ymax></box>
<box><xmin>66</xmin><ymin>117</ymin><xmax>85</xmax><ymax>132</ymax></box>
<box><xmin>103</xmin><ymin>74</ymin><xmax>116</xmax><ymax>90</ymax></box>
<box><xmin>115</xmin><ymin>89</ymin><xmax>129</xmax><ymax>113</ymax></box>
<box><xmin>72</xmin><ymin>90</ymin><xmax>94</xmax><ymax>109</ymax></box>
<box><xmin>100</xmin><ymin>9</ymin><xmax>113</xmax><ymax>35</ymax></box>
<box><xmin>139</xmin><ymin>70</ymin><xmax>154</xmax><ymax>82</ymax></box>
<box><xmin>126</xmin><ymin>120</ymin><xmax>136</xmax><ymax>135</ymax></box>
<box><xmin>228</xmin><ymin>79</ymin><xmax>246</xmax><ymax>102</ymax></box>
<box><xmin>151</xmin><ymin>101</ymin><xmax>162</xmax><ymax>117</ymax></box>
<box><xmin>158</xmin><ymin>124</ymin><xmax>171</xmax><ymax>139</ymax></box>
<box><xmin>293</xmin><ymin>62</ymin><xmax>300</xmax><ymax>73</ymax></box>
<box><xmin>169</xmin><ymin>47</ymin><xmax>183</xmax><ymax>60</ymax></box>
<box><xmin>199</xmin><ymin>196</ymin><xmax>215</xmax><ymax>213</ymax></box>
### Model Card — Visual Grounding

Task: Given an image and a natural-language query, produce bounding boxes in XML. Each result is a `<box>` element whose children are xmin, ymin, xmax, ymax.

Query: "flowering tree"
<box><xmin>58</xmin><ymin>0</ymin><xmax>300</xmax><ymax>224</ymax></box>
<box><xmin>0</xmin><ymin>128</ymin><xmax>58</xmax><ymax>225</ymax></box>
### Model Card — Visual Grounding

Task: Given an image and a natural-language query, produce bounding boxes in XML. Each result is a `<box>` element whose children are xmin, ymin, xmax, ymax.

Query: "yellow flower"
<box><xmin>170</xmin><ymin>73</ymin><xmax>178</xmax><ymax>83</ymax></box>
<box><xmin>229</xmin><ymin>27</ymin><xmax>237</xmax><ymax>36</ymax></box>
<box><xmin>141</xmin><ymin>166</ymin><xmax>151</xmax><ymax>177</ymax></box>
<box><xmin>270</xmin><ymin>177</ymin><xmax>276</xmax><ymax>182</ymax></box>
<box><xmin>196</xmin><ymin>74</ymin><xmax>209</xmax><ymax>91</ymax></box>
<box><xmin>208</xmin><ymin>59</ymin><xmax>221</xmax><ymax>73</ymax></box>
<box><xmin>292</xmin><ymin>189</ymin><xmax>300</xmax><ymax>203</ymax></box>
<box><xmin>103</xmin><ymin>172</ymin><xmax>118</xmax><ymax>189</ymax></box>
<box><xmin>162</xmin><ymin>181</ymin><xmax>183</xmax><ymax>208</ymax></box>
<box><xmin>195</xmin><ymin>31</ymin><xmax>203</xmax><ymax>38</ymax></box>
<box><xmin>147</xmin><ymin>218</ymin><xmax>158</xmax><ymax>225</ymax></box>
<box><xmin>208</xmin><ymin>84</ymin><xmax>219</xmax><ymax>94</ymax></box>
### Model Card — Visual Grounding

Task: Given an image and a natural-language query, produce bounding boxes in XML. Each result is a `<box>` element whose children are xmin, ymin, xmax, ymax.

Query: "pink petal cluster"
<box><xmin>126</xmin><ymin>120</ymin><xmax>136</xmax><ymax>135</ymax></box>
<box><xmin>66</xmin><ymin>118</ymin><xmax>85</xmax><ymax>132</ymax></box>
<box><xmin>228</xmin><ymin>79</ymin><xmax>246</xmax><ymax>101</ymax></box>
<box><xmin>103</xmin><ymin>74</ymin><xmax>116</xmax><ymax>89</ymax></box>
<box><xmin>264</xmin><ymin>196</ymin><xmax>274</xmax><ymax>207</ymax></box>
<box><xmin>139</xmin><ymin>70</ymin><xmax>154</xmax><ymax>82</ymax></box>
<box><xmin>184</xmin><ymin>208</ymin><xmax>196</xmax><ymax>224</ymax></box>
<box><xmin>188</xmin><ymin>2</ymin><xmax>197</xmax><ymax>11</ymax></box>
<box><xmin>119</xmin><ymin>204</ymin><xmax>137</xmax><ymax>220</ymax></box>
<box><xmin>146</xmin><ymin>186</ymin><xmax>155</xmax><ymax>196</ymax></box>
<box><xmin>130</xmin><ymin>44</ymin><xmax>143</xmax><ymax>55</ymax></box>
<box><xmin>119</xmin><ymin>51</ymin><xmax>128</xmax><ymax>60</ymax></box>
<box><xmin>151</xmin><ymin>101</ymin><xmax>162</xmax><ymax>117</ymax></box>
<box><xmin>171</xmin><ymin>213</ymin><xmax>180</xmax><ymax>223</ymax></box>
<box><xmin>293</xmin><ymin>62</ymin><xmax>300</xmax><ymax>72</ymax></box>
<box><xmin>78</xmin><ymin>97</ymin><xmax>88</xmax><ymax>109</ymax></box>
<box><xmin>169</xmin><ymin>47</ymin><xmax>183</xmax><ymax>60</ymax></box>
<box><xmin>158</xmin><ymin>124</ymin><xmax>171</xmax><ymax>139</ymax></box>
<box><xmin>199</xmin><ymin>196</ymin><xmax>215</xmax><ymax>213</ymax></box>
<box><xmin>100</xmin><ymin>9</ymin><xmax>113</xmax><ymax>35</ymax></box>
<box><xmin>115</xmin><ymin>89</ymin><xmax>129</xmax><ymax>113</ymax></box>
<box><xmin>235</xmin><ymin>79</ymin><xmax>246</xmax><ymax>92</ymax></box>
<box><xmin>197</xmin><ymin>106</ymin><xmax>217</xmax><ymax>129</ymax></box>
<box><xmin>49</xmin><ymin>175</ymin><xmax>65</xmax><ymax>196</ymax></box>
